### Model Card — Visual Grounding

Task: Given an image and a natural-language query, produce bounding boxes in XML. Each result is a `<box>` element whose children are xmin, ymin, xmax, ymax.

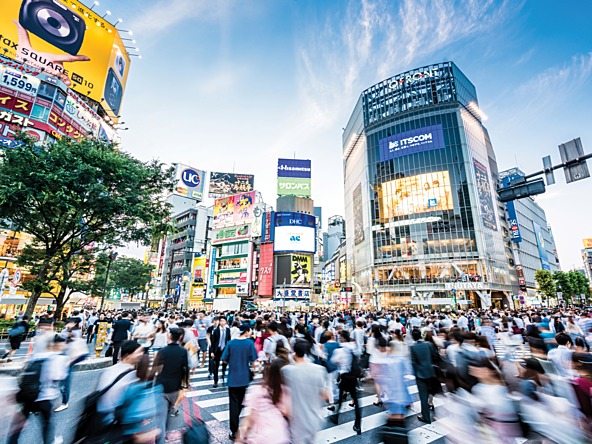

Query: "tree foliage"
<box><xmin>90</xmin><ymin>255</ymin><xmax>153</xmax><ymax>299</ymax></box>
<box><xmin>0</xmin><ymin>135</ymin><xmax>174</xmax><ymax>315</ymax></box>
<box><xmin>551</xmin><ymin>270</ymin><xmax>591</xmax><ymax>304</ymax></box>
<box><xmin>534</xmin><ymin>269</ymin><xmax>555</xmax><ymax>306</ymax></box>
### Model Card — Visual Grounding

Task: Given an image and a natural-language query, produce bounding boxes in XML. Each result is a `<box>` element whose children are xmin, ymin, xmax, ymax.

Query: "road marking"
<box><xmin>184</xmin><ymin>389</ymin><xmax>211</xmax><ymax>398</ymax></box>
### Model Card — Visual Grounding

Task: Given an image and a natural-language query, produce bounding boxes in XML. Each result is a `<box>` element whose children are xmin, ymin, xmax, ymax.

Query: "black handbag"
<box><xmin>183</xmin><ymin>396</ymin><xmax>210</xmax><ymax>443</ymax></box>
<box><xmin>104</xmin><ymin>344</ymin><xmax>113</xmax><ymax>358</ymax></box>
<box><xmin>375</xmin><ymin>419</ymin><xmax>408</xmax><ymax>444</ymax></box>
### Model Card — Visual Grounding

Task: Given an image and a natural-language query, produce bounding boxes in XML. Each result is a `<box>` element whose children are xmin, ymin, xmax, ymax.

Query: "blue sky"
<box><xmin>98</xmin><ymin>0</ymin><xmax>592</xmax><ymax>268</ymax></box>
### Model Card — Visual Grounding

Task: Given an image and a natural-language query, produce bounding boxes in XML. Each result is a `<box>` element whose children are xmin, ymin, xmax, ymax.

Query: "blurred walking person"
<box><xmin>3</xmin><ymin>314</ymin><xmax>30</xmax><ymax>362</ymax></box>
<box><xmin>221</xmin><ymin>324</ymin><xmax>258</xmax><ymax>441</ymax></box>
<box><xmin>152</xmin><ymin>327</ymin><xmax>189</xmax><ymax>444</ymax></box>
<box><xmin>282</xmin><ymin>340</ymin><xmax>329</xmax><ymax>444</ymax></box>
<box><xmin>237</xmin><ymin>359</ymin><xmax>291</xmax><ymax>443</ymax></box>
<box><xmin>8</xmin><ymin>334</ymin><xmax>68</xmax><ymax>444</ymax></box>
<box><xmin>210</xmin><ymin>316</ymin><xmax>231</xmax><ymax>388</ymax></box>
<box><xmin>410</xmin><ymin>328</ymin><xmax>437</xmax><ymax>423</ymax></box>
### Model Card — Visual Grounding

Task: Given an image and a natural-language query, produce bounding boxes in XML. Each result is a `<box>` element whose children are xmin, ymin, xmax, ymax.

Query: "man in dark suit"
<box><xmin>210</xmin><ymin>317</ymin><xmax>231</xmax><ymax>388</ymax></box>
<box><xmin>410</xmin><ymin>328</ymin><xmax>437</xmax><ymax>423</ymax></box>
<box><xmin>111</xmin><ymin>312</ymin><xmax>132</xmax><ymax>364</ymax></box>
<box><xmin>152</xmin><ymin>328</ymin><xmax>189</xmax><ymax>444</ymax></box>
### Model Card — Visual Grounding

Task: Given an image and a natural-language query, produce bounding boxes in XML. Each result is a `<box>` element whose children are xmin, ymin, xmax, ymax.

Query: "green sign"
<box><xmin>277</xmin><ymin>177</ymin><xmax>311</xmax><ymax>197</ymax></box>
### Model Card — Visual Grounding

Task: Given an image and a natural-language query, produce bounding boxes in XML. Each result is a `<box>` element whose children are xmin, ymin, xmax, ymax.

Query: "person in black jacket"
<box><xmin>111</xmin><ymin>312</ymin><xmax>132</xmax><ymax>364</ymax></box>
<box><xmin>152</xmin><ymin>327</ymin><xmax>188</xmax><ymax>444</ymax></box>
<box><xmin>410</xmin><ymin>328</ymin><xmax>438</xmax><ymax>424</ymax></box>
<box><xmin>210</xmin><ymin>317</ymin><xmax>231</xmax><ymax>387</ymax></box>
<box><xmin>3</xmin><ymin>315</ymin><xmax>30</xmax><ymax>362</ymax></box>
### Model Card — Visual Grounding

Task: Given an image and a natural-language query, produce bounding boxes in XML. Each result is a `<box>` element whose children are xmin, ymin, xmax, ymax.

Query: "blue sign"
<box><xmin>532</xmin><ymin>221</ymin><xmax>550</xmax><ymax>270</ymax></box>
<box><xmin>181</xmin><ymin>168</ymin><xmax>202</xmax><ymax>188</ymax></box>
<box><xmin>277</xmin><ymin>159</ymin><xmax>312</xmax><ymax>178</ymax></box>
<box><xmin>379</xmin><ymin>124</ymin><xmax>445</xmax><ymax>162</ymax></box>
<box><xmin>208</xmin><ymin>247</ymin><xmax>217</xmax><ymax>296</ymax></box>
<box><xmin>427</xmin><ymin>198</ymin><xmax>438</xmax><ymax>208</ymax></box>
<box><xmin>0</xmin><ymin>136</ymin><xmax>23</xmax><ymax>148</ymax></box>
<box><xmin>502</xmin><ymin>175</ymin><xmax>523</xmax><ymax>243</ymax></box>
<box><xmin>274</xmin><ymin>212</ymin><xmax>316</xmax><ymax>228</ymax></box>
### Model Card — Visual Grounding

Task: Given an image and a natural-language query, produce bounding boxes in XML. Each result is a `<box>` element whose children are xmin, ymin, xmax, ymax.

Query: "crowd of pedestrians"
<box><xmin>2</xmin><ymin>305</ymin><xmax>592</xmax><ymax>443</ymax></box>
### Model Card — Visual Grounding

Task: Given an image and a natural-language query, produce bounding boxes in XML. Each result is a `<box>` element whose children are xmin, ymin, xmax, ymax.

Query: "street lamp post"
<box><xmin>99</xmin><ymin>252</ymin><xmax>117</xmax><ymax>311</ymax></box>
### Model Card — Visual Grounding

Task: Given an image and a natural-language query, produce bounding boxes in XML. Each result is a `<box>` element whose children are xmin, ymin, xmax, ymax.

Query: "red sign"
<box><xmin>258</xmin><ymin>243</ymin><xmax>274</xmax><ymax>296</ymax></box>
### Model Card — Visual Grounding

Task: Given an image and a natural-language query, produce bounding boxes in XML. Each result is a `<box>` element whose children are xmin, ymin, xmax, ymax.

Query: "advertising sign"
<box><xmin>584</xmin><ymin>238</ymin><xmax>592</xmax><ymax>249</ymax></box>
<box><xmin>473</xmin><ymin>159</ymin><xmax>497</xmax><ymax>231</ymax></box>
<box><xmin>213</xmin><ymin>191</ymin><xmax>256</xmax><ymax>228</ymax></box>
<box><xmin>208</xmin><ymin>248</ymin><xmax>216</xmax><ymax>297</ymax></box>
<box><xmin>353</xmin><ymin>183</ymin><xmax>364</xmax><ymax>245</ymax></box>
<box><xmin>532</xmin><ymin>221</ymin><xmax>551</xmax><ymax>270</ymax></box>
<box><xmin>381</xmin><ymin>170</ymin><xmax>453</xmax><ymax>218</ymax></box>
<box><xmin>290</xmin><ymin>254</ymin><xmax>311</xmax><ymax>285</ymax></box>
<box><xmin>275</xmin><ymin>288</ymin><xmax>311</xmax><ymax>300</ymax></box>
<box><xmin>277</xmin><ymin>177</ymin><xmax>311</xmax><ymax>197</ymax></box>
<box><xmin>273</xmin><ymin>212</ymin><xmax>316</xmax><ymax>253</ymax></box>
<box><xmin>277</xmin><ymin>158</ymin><xmax>312</xmax><ymax>178</ymax></box>
<box><xmin>506</xmin><ymin>200</ymin><xmax>522</xmax><ymax>242</ymax></box>
<box><xmin>258</xmin><ymin>243</ymin><xmax>274</xmax><ymax>296</ymax></box>
<box><xmin>173</xmin><ymin>164</ymin><xmax>205</xmax><ymax>201</ymax></box>
<box><xmin>262</xmin><ymin>211</ymin><xmax>275</xmax><ymax>243</ymax></box>
<box><xmin>233</xmin><ymin>191</ymin><xmax>255</xmax><ymax>223</ymax></box>
<box><xmin>208</xmin><ymin>172</ymin><xmax>254</xmax><ymax>198</ymax></box>
<box><xmin>0</xmin><ymin>0</ymin><xmax>131</xmax><ymax>119</ymax></box>
<box><xmin>212</xmin><ymin>224</ymin><xmax>250</xmax><ymax>244</ymax></box>
<box><xmin>251</xmin><ymin>203</ymin><xmax>264</xmax><ymax>238</ymax></box>
<box><xmin>213</xmin><ymin>196</ymin><xmax>235</xmax><ymax>227</ymax></box>
<box><xmin>0</xmin><ymin>66</ymin><xmax>40</xmax><ymax>96</ymax></box>
<box><xmin>379</xmin><ymin>124</ymin><xmax>445</xmax><ymax>162</ymax></box>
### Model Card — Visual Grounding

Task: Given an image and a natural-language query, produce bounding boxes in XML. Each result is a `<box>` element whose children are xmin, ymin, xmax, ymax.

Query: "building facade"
<box><xmin>500</xmin><ymin>168</ymin><xmax>560</xmax><ymax>305</ymax></box>
<box><xmin>342</xmin><ymin>62</ymin><xmax>513</xmax><ymax>308</ymax></box>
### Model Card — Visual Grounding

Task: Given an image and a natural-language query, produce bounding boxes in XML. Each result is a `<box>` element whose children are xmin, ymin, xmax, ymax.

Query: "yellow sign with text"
<box><xmin>0</xmin><ymin>0</ymin><xmax>130</xmax><ymax>119</ymax></box>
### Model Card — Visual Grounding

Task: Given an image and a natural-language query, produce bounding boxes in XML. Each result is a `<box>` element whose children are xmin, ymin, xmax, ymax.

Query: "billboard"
<box><xmin>262</xmin><ymin>211</ymin><xmax>275</xmax><ymax>243</ymax></box>
<box><xmin>353</xmin><ymin>183</ymin><xmax>364</xmax><ymax>245</ymax></box>
<box><xmin>506</xmin><ymin>200</ymin><xmax>522</xmax><ymax>243</ymax></box>
<box><xmin>533</xmin><ymin>221</ymin><xmax>551</xmax><ymax>270</ymax></box>
<box><xmin>250</xmin><ymin>203</ymin><xmax>264</xmax><ymax>238</ymax></box>
<box><xmin>213</xmin><ymin>191</ymin><xmax>256</xmax><ymax>228</ymax></box>
<box><xmin>212</xmin><ymin>224</ymin><xmax>250</xmax><ymax>244</ymax></box>
<box><xmin>379</xmin><ymin>124</ymin><xmax>445</xmax><ymax>162</ymax></box>
<box><xmin>583</xmin><ymin>238</ymin><xmax>592</xmax><ymax>249</ymax></box>
<box><xmin>208</xmin><ymin>172</ymin><xmax>254</xmax><ymax>198</ymax></box>
<box><xmin>277</xmin><ymin>158</ymin><xmax>311</xmax><ymax>197</ymax></box>
<box><xmin>473</xmin><ymin>159</ymin><xmax>497</xmax><ymax>231</ymax></box>
<box><xmin>258</xmin><ymin>243</ymin><xmax>274</xmax><ymax>296</ymax></box>
<box><xmin>273</xmin><ymin>212</ymin><xmax>316</xmax><ymax>253</ymax></box>
<box><xmin>381</xmin><ymin>171</ymin><xmax>453</xmax><ymax>218</ymax></box>
<box><xmin>290</xmin><ymin>254</ymin><xmax>311</xmax><ymax>285</ymax></box>
<box><xmin>277</xmin><ymin>158</ymin><xmax>312</xmax><ymax>178</ymax></box>
<box><xmin>173</xmin><ymin>164</ymin><xmax>205</xmax><ymax>201</ymax></box>
<box><xmin>0</xmin><ymin>0</ymin><xmax>131</xmax><ymax>119</ymax></box>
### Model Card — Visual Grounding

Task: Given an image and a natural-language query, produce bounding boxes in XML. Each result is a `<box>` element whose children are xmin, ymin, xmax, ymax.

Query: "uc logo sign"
<box><xmin>181</xmin><ymin>168</ymin><xmax>201</xmax><ymax>188</ymax></box>
<box><xmin>290</xmin><ymin>236</ymin><xmax>301</xmax><ymax>242</ymax></box>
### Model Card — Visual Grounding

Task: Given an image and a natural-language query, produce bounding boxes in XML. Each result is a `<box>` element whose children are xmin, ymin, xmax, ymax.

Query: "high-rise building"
<box><xmin>342</xmin><ymin>62</ymin><xmax>512</xmax><ymax>308</ymax></box>
<box><xmin>582</xmin><ymin>238</ymin><xmax>592</xmax><ymax>284</ymax></box>
<box><xmin>500</xmin><ymin>168</ymin><xmax>560</xmax><ymax>306</ymax></box>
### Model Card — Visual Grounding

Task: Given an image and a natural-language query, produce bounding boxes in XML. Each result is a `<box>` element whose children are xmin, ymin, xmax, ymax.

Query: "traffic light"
<box><xmin>498</xmin><ymin>177</ymin><xmax>546</xmax><ymax>203</ymax></box>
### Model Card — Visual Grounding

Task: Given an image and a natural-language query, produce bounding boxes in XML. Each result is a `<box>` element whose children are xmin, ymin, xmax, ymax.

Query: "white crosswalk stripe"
<box><xmin>182</xmin><ymin>365</ymin><xmax>451</xmax><ymax>443</ymax></box>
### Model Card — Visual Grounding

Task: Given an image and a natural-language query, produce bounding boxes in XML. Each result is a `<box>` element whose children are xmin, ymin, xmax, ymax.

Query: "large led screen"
<box><xmin>381</xmin><ymin>171</ymin><xmax>453</xmax><ymax>218</ymax></box>
<box><xmin>274</xmin><ymin>226</ymin><xmax>316</xmax><ymax>253</ymax></box>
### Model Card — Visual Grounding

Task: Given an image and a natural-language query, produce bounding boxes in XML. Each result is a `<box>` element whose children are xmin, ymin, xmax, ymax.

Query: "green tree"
<box><xmin>0</xmin><ymin>135</ymin><xmax>173</xmax><ymax>316</ymax></box>
<box><xmin>534</xmin><ymin>269</ymin><xmax>555</xmax><ymax>307</ymax></box>
<box><xmin>570</xmin><ymin>270</ymin><xmax>590</xmax><ymax>303</ymax></box>
<box><xmin>110</xmin><ymin>257</ymin><xmax>154</xmax><ymax>300</ymax></box>
<box><xmin>553</xmin><ymin>270</ymin><xmax>577</xmax><ymax>304</ymax></box>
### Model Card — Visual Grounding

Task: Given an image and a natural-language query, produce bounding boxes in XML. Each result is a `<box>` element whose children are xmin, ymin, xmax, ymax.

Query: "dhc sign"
<box><xmin>379</xmin><ymin>124</ymin><xmax>446</xmax><ymax>161</ymax></box>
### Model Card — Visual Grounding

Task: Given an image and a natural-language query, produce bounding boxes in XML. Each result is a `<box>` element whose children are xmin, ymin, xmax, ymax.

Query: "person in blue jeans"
<box><xmin>221</xmin><ymin>323</ymin><xmax>258</xmax><ymax>441</ymax></box>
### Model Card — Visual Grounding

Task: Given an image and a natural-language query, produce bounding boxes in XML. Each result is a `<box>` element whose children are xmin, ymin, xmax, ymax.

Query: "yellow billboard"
<box><xmin>0</xmin><ymin>0</ymin><xmax>130</xmax><ymax>119</ymax></box>
<box><xmin>290</xmin><ymin>254</ymin><xmax>311</xmax><ymax>285</ymax></box>
<box><xmin>381</xmin><ymin>171</ymin><xmax>453</xmax><ymax>219</ymax></box>
<box><xmin>584</xmin><ymin>238</ymin><xmax>592</xmax><ymax>249</ymax></box>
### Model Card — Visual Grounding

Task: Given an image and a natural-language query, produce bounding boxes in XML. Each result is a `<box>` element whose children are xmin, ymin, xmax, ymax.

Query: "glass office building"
<box><xmin>343</xmin><ymin>62</ymin><xmax>513</xmax><ymax>308</ymax></box>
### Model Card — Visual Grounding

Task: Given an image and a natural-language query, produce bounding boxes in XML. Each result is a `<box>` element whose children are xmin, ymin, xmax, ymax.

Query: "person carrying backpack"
<box><xmin>328</xmin><ymin>330</ymin><xmax>362</xmax><ymax>435</ymax></box>
<box><xmin>3</xmin><ymin>315</ymin><xmax>30</xmax><ymax>362</ymax></box>
<box><xmin>8</xmin><ymin>334</ymin><xmax>68</xmax><ymax>444</ymax></box>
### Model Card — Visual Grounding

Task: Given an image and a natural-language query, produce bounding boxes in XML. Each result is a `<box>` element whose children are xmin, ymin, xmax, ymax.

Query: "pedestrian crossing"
<box><xmin>172</xmin><ymin>365</ymin><xmax>452</xmax><ymax>444</ymax></box>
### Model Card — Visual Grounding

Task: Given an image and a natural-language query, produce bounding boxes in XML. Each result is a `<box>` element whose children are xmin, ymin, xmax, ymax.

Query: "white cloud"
<box><xmin>517</xmin><ymin>52</ymin><xmax>592</xmax><ymax>106</ymax></box>
<box><xmin>127</xmin><ymin>0</ymin><xmax>232</xmax><ymax>35</ymax></box>
<box><xmin>292</xmin><ymin>0</ymin><xmax>519</xmax><ymax>139</ymax></box>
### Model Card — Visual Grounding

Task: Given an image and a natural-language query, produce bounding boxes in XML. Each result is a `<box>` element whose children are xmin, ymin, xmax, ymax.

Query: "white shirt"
<box><xmin>36</xmin><ymin>352</ymin><xmax>69</xmax><ymax>402</ymax></box>
<box><xmin>97</xmin><ymin>363</ymin><xmax>139</xmax><ymax>423</ymax></box>
<box><xmin>547</xmin><ymin>345</ymin><xmax>576</xmax><ymax>378</ymax></box>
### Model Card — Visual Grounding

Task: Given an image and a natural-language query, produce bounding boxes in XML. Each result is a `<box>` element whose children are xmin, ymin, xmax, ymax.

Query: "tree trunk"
<box><xmin>54</xmin><ymin>286</ymin><xmax>68</xmax><ymax>321</ymax></box>
<box><xmin>24</xmin><ymin>266</ymin><xmax>49</xmax><ymax>317</ymax></box>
